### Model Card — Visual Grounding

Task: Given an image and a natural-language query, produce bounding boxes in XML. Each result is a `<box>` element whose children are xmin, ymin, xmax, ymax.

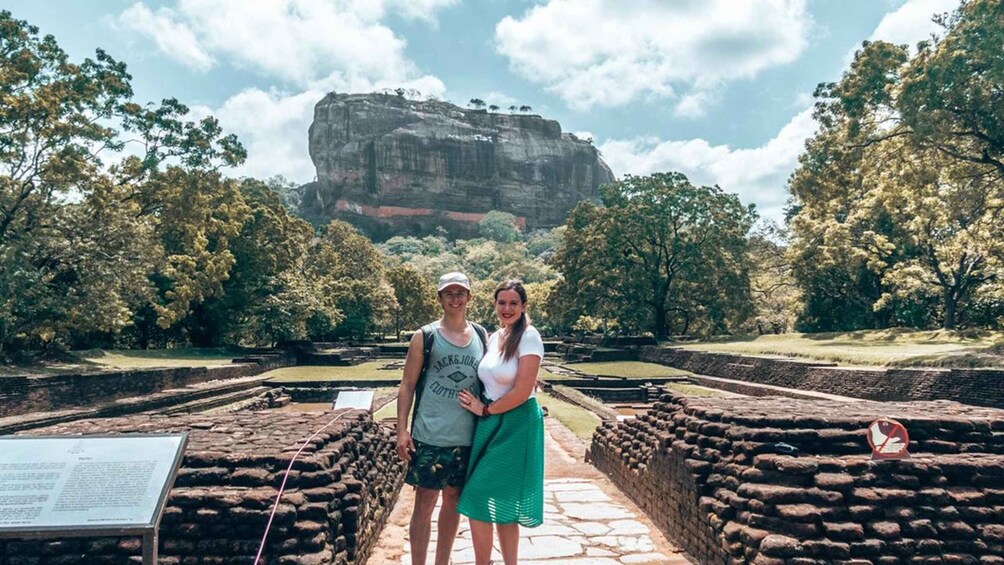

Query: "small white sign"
<box><xmin>0</xmin><ymin>434</ymin><xmax>186</xmax><ymax>533</ymax></box>
<box><xmin>333</xmin><ymin>390</ymin><xmax>375</xmax><ymax>411</ymax></box>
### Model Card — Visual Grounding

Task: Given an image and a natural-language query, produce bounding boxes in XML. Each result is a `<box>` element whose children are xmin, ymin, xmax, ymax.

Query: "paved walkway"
<box><xmin>367</xmin><ymin>418</ymin><xmax>692</xmax><ymax>565</ymax></box>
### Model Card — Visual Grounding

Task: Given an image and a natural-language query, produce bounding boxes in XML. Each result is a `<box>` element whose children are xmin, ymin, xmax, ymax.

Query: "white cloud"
<box><xmin>116</xmin><ymin>0</ymin><xmax>453</xmax><ymax>89</ymax></box>
<box><xmin>842</xmin><ymin>0</ymin><xmax>961</xmax><ymax>65</ymax></box>
<box><xmin>673</xmin><ymin>90</ymin><xmax>720</xmax><ymax>119</ymax></box>
<box><xmin>870</xmin><ymin>0</ymin><xmax>960</xmax><ymax>47</ymax></box>
<box><xmin>482</xmin><ymin>91</ymin><xmax>519</xmax><ymax>108</ymax></box>
<box><xmin>598</xmin><ymin>108</ymin><xmax>816</xmax><ymax>222</ymax></box>
<box><xmin>191</xmin><ymin>89</ymin><xmax>319</xmax><ymax>182</ymax></box>
<box><xmin>386</xmin><ymin>0</ymin><xmax>459</xmax><ymax>23</ymax></box>
<box><xmin>115</xmin><ymin>0</ymin><xmax>453</xmax><ymax>182</ymax></box>
<box><xmin>117</xmin><ymin>3</ymin><xmax>214</xmax><ymax>71</ymax></box>
<box><xmin>495</xmin><ymin>0</ymin><xmax>811</xmax><ymax>114</ymax></box>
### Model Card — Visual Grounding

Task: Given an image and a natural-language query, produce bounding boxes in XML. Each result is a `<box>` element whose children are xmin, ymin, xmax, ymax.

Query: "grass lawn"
<box><xmin>537</xmin><ymin>367</ymin><xmax>579</xmax><ymax>381</ymax></box>
<box><xmin>538</xmin><ymin>391</ymin><xmax>603</xmax><ymax>442</ymax></box>
<box><xmin>263</xmin><ymin>362</ymin><xmax>404</xmax><ymax>383</ymax></box>
<box><xmin>564</xmin><ymin>361</ymin><xmax>693</xmax><ymax>379</ymax></box>
<box><xmin>372</xmin><ymin>395</ymin><xmax>400</xmax><ymax>421</ymax></box>
<box><xmin>549</xmin><ymin>384</ymin><xmax>619</xmax><ymax>421</ymax></box>
<box><xmin>673</xmin><ymin>329</ymin><xmax>1004</xmax><ymax>367</ymax></box>
<box><xmin>664</xmin><ymin>383</ymin><xmax>727</xmax><ymax>397</ymax></box>
<box><xmin>1</xmin><ymin>348</ymin><xmax>237</xmax><ymax>376</ymax></box>
<box><xmin>80</xmin><ymin>348</ymin><xmax>236</xmax><ymax>369</ymax></box>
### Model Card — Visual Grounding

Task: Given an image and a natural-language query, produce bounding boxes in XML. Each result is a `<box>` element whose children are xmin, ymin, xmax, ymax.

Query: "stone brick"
<box><xmin>588</xmin><ymin>390</ymin><xmax>1004</xmax><ymax>565</ymax></box>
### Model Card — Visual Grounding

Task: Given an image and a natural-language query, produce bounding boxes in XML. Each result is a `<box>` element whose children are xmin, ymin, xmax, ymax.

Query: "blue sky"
<box><xmin>6</xmin><ymin>0</ymin><xmax>960</xmax><ymax>221</ymax></box>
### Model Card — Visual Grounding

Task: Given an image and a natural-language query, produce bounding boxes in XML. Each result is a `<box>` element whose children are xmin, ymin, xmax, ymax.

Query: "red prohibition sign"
<box><xmin>867</xmin><ymin>418</ymin><xmax>910</xmax><ymax>460</ymax></box>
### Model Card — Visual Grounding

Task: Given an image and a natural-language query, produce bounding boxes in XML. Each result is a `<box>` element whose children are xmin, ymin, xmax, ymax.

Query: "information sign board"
<box><xmin>333</xmin><ymin>390</ymin><xmax>375</xmax><ymax>411</ymax></box>
<box><xmin>0</xmin><ymin>434</ymin><xmax>187</xmax><ymax>536</ymax></box>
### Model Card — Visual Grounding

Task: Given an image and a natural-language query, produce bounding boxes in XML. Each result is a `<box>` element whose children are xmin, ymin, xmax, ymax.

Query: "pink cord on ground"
<box><xmin>254</xmin><ymin>411</ymin><xmax>351</xmax><ymax>565</ymax></box>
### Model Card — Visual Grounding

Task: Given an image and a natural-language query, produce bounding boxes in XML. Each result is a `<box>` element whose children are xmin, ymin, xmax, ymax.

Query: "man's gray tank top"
<box><xmin>411</xmin><ymin>323</ymin><xmax>485</xmax><ymax>447</ymax></box>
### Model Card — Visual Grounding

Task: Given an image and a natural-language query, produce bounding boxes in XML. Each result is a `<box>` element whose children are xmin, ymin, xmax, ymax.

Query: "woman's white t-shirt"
<box><xmin>477</xmin><ymin>326</ymin><xmax>545</xmax><ymax>401</ymax></box>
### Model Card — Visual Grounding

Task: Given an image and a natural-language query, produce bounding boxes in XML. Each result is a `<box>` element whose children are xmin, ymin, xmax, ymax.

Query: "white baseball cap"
<box><xmin>437</xmin><ymin>272</ymin><xmax>471</xmax><ymax>292</ymax></box>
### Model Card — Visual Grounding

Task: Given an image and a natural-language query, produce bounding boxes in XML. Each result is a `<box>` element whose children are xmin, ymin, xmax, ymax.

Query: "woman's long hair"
<box><xmin>496</xmin><ymin>280</ymin><xmax>530</xmax><ymax>362</ymax></box>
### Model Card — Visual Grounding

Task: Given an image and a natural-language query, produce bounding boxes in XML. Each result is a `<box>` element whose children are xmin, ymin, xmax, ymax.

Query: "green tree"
<box><xmin>789</xmin><ymin>5</ymin><xmax>1004</xmax><ymax>330</ymax></box>
<box><xmin>387</xmin><ymin>265</ymin><xmax>438</xmax><ymax>340</ymax></box>
<box><xmin>527</xmin><ymin>226</ymin><xmax>565</xmax><ymax>259</ymax></box>
<box><xmin>898</xmin><ymin>0</ymin><xmax>1004</xmax><ymax>178</ymax></box>
<box><xmin>0</xmin><ymin>11</ymin><xmax>139</xmax><ymax>350</ymax></box>
<box><xmin>787</xmin><ymin>40</ymin><xmax>913</xmax><ymax>331</ymax></box>
<box><xmin>555</xmin><ymin>173</ymin><xmax>757</xmax><ymax>338</ymax></box>
<box><xmin>0</xmin><ymin>11</ymin><xmax>245</xmax><ymax>351</ymax></box>
<box><xmin>140</xmin><ymin>168</ymin><xmax>250</xmax><ymax>333</ymax></box>
<box><xmin>263</xmin><ymin>175</ymin><xmax>302</xmax><ymax>216</ymax></box>
<box><xmin>477</xmin><ymin>210</ymin><xmax>522</xmax><ymax>243</ymax></box>
<box><xmin>467</xmin><ymin>279</ymin><xmax>498</xmax><ymax>330</ymax></box>
<box><xmin>0</xmin><ymin>11</ymin><xmax>132</xmax><ymax>246</ymax></box>
<box><xmin>864</xmin><ymin>142</ymin><xmax>1004</xmax><ymax>329</ymax></box>
<box><xmin>188</xmin><ymin>178</ymin><xmax>336</xmax><ymax>346</ymax></box>
<box><xmin>746</xmin><ymin>222</ymin><xmax>800</xmax><ymax>334</ymax></box>
<box><xmin>307</xmin><ymin>220</ymin><xmax>394</xmax><ymax>339</ymax></box>
<box><xmin>523</xmin><ymin>280</ymin><xmax>557</xmax><ymax>334</ymax></box>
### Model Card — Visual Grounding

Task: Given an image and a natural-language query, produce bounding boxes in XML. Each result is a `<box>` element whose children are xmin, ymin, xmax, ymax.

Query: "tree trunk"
<box><xmin>944</xmin><ymin>288</ymin><xmax>957</xmax><ymax>330</ymax></box>
<box><xmin>653</xmin><ymin>303</ymin><xmax>668</xmax><ymax>339</ymax></box>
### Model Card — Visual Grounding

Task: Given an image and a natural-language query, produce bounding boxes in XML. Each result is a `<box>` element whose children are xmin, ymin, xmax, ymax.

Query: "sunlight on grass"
<box><xmin>537</xmin><ymin>368</ymin><xmax>579</xmax><ymax>381</ymax></box>
<box><xmin>664</xmin><ymin>383</ymin><xmax>726</xmax><ymax>397</ymax></box>
<box><xmin>373</xmin><ymin>397</ymin><xmax>400</xmax><ymax>421</ymax></box>
<box><xmin>674</xmin><ymin>329</ymin><xmax>1004</xmax><ymax>367</ymax></box>
<box><xmin>79</xmin><ymin>348</ymin><xmax>236</xmax><ymax>369</ymax></box>
<box><xmin>365</xmin><ymin>387</ymin><xmax>399</xmax><ymax>420</ymax></box>
<box><xmin>549</xmin><ymin>385</ymin><xmax>619</xmax><ymax>422</ymax></box>
<box><xmin>566</xmin><ymin>361</ymin><xmax>693</xmax><ymax>378</ymax></box>
<box><xmin>537</xmin><ymin>392</ymin><xmax>603</xmax><ymax>442</ymax></box>
<box><xmin>264</xmin><ymin>362</ymin><xmax>404</xmax><ymax>382</ymax></box>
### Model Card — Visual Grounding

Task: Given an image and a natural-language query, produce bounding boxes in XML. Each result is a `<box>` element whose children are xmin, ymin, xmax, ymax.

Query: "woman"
<box><xmin>456</xmin><ymin>280</ymin><xmax>545</xmax><ymax>565</ymax></box>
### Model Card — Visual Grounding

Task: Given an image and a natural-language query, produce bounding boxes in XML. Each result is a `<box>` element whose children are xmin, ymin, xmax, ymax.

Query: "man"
<box><xmin>396</xmin><ymin>272</ymin><xmax>487</xmax><ymax>565</ymax></box>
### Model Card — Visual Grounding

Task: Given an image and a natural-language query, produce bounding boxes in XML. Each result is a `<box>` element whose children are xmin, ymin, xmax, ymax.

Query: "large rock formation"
<box><xmin>300</xmin><ymin>92</ymin><xmax>614</xmax><ymax>239</ymax></box>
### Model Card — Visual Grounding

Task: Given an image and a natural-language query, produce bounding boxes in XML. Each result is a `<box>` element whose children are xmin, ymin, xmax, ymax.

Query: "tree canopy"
<box><xmin>553</xmin><ymin>173</ymin><xmax>757</xmax><ymax>338</ymax></box>
<box><xmin>788</xmin><ymin>0</ymin><xmax>1004</xmax><ymax>330</ymax></box>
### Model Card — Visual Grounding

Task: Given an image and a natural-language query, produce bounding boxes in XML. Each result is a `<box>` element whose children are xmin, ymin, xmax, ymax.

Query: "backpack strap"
<box><xmin>411</xmin><ymin>323</ymin><xmax>437</xmax><ymax>433</ymax></box>
<box><xmin>420</xmin><ymin>323</ymin><xmax>437</xmax><ymax>376</ymax></box>
<box><xmin>471</xmin><ymin>322</ymin><xmax>488</xmax><ymax>354</ymax></box>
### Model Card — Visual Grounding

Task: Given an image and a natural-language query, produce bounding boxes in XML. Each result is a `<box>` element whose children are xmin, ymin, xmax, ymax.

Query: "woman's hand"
<box><xmin>458</xmin><ymin>390</ymin><xmax>484</xmax><ymax>416</ymax></box>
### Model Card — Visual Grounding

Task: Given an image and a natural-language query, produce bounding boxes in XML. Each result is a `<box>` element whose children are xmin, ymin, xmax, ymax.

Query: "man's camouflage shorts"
<box><xmin>405</xmin><ymin>439</ymin><xmax>471</xmax><ymax>490</ymax></box>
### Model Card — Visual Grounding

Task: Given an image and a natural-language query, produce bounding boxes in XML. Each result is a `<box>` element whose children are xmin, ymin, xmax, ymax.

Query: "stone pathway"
<box><xmin>367</xmin><ymin>419</ymin><xmax>692</xmax><ymax>565</ymax></box>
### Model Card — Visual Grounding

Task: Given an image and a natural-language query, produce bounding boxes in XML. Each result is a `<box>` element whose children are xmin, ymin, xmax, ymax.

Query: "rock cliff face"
<box><xmin>300</xmin><ymin>92</ymin><xmax>614</xmax><ymax>239</ymax></box>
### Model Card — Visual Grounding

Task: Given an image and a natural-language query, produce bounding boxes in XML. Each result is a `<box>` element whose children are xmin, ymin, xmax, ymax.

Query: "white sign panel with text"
<box><xmin>0</xmin><ymin>434</ymin><xmax>186</xmax><ymax>533</ymax></box>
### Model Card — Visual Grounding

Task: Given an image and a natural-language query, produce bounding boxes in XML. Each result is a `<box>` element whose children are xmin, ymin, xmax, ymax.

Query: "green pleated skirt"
<box><xmin>457</xmin><ymin>396</ymin><xmax>544</xmax><ymax>527</ymax></box>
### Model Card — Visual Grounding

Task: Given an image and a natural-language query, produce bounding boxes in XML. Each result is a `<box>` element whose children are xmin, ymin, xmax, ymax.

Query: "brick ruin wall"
<box><xmin>589</xmin><ymin>394</ymin><xmax>1004</xmax><ymax>564</ymax></box>
<box><xmin>0</xmin><ymin>410</ymin><xmax>404</xmax><ymax>565</ymax></box>
<box><xmin>639</xmin><ymin>347</ymin><xmax>1004</xmax><ymax>409</ymax></box>
<box><xmin>0</xmin><ymin>355</ymin><xmax>295</xmax><ymax>419</ymax></box>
